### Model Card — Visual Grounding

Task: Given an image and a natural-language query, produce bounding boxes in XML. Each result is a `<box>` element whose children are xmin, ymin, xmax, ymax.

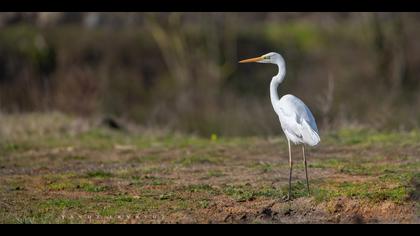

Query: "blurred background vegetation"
<box><xmin>1</xmin><ymin>12</ymin><xmax>420</xmax><ymax>136</ymax></box>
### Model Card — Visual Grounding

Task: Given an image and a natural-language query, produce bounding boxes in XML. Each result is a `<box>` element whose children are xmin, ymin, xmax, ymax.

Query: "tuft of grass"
<box><xmin>280</xmin><ymin>180</ymin><xmax>310</xmax><ymax>199</ymax></box>
<box><xmin>40</xmin><ymin>199</ymin><xmax>82</xmax><ymax>209</ymax></box>
<box><xmin>254</xmin><ymin>186</ymin><xmax>284</xmax><ymax>198</ymax></box>
<box><xmin>47</xmin><ymin>182</ymin><xmax>74</xmax><ymax>191</ymax></box>
<box><xmin>172</xmin><ymin>201</ymin><xmax>191</xmax><ymax>211</ymax></box>
<box><xmin>223</xmin><ymin>184</ymin><xmax>256</xmax><ymax>202</ymax></box>
<box><xmin>198</xmin><ymin>199</ymin><xmax>210</xmax><ymax>209</ymax></box>
<box><xmin>94</xmin><ymin>194</ymin><xmax>163</xmax><ymax>216</ymax></box>
<box><xmin>184</xmin><ymin>184</ymin><xmax>219</xmax><ymax>195</ymax></box>
<box><xmin>250</xmin><ymin>162</ymin><xmax>273</xmax><ymax>173</ymax></box>
<box><xmin>79</xmin><ymin>183</ymin><xmax>108</xmax><ymax>192</ymax></box>
<box><xmin>86</xmin><ymin>171</ymin><xmax>113</xmax><ymax>178</ymax></box>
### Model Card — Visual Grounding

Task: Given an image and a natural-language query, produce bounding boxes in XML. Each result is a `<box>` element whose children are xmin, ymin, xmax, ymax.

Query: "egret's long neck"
<box><xmin>270</xmin><ymin>61</ymin><xmax>286</xmax><ymax>111</ymax></box>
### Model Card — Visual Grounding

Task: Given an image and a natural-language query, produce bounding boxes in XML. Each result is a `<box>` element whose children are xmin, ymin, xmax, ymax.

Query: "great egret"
<box><xmin>239</xmin><ymin>52</ymin><xmax>320</xmax><ymax>200</ymax></box>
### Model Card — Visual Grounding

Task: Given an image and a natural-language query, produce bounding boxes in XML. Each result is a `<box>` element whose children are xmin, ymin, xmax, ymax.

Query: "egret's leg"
<box><xmin>287</xmin><ymin>139</ymin><xmax>293</xmax><ymax>200</ymax></box>
<box><xmin>302</xmin><ymin>145</ymin><xmax>310</xmax><ymax>195</ymax></box>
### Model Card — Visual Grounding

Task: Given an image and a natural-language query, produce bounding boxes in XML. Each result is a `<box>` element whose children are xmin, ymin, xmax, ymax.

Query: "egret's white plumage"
<box><xmin>239</xmin><ymin>52</ymin><xmax>320</xmax><ymax>200</ymax></box>
<box><xmin>277</xmin><ymin>94</ymin><xmax>320</xmax><ymax>146</ymax></box>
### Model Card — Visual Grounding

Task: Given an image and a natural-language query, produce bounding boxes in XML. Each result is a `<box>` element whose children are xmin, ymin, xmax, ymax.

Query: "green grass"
<box><xmin>86</xmin><ymin>171</ymin><xmax>113</xmax><ymax>178</ymax></box>
<box><xmin>45</xmin><ymin>176</ymin><xmax>109</xmax><ymax>192</ymax></box>
<box><xmin>0</xmin><ymin>142</ymin><xmax>33</xmax><ymax>156</ymax></box>
<box><xmin>198</xmin><ymin>199</ymin><xmax>210</xmax><ymax>209</ymax></box>
<box><xmin>310</xmin><ymin>155</ymin><xmax>417</xmax><ymax>177</ymax></box>
<box><xmin>250</xmin><ymin>162</ymin><xmax>274</xmax><ymax>173</ymax></box>
<box><xmin>39</xmin><ymin>199</ymin><xmax>83</xmax><ymax>210</ymax></box>
<box><xmin>79</xmin><ymin>183</ymin><xmax>108</xmax><ymax>192</ymax></box>
<box><xmin>206</xmin><ymin>170</ymin><xmax>225</xmax><ymax>178</ymax></box>
<box><xmin>184</xmin><ymin>184</ymin><xmax>219</xmax><ymax>195</ymax></box>
<box><xmin>47</xmin><ymin>182</ymin><xmax>75</xmax><ymax>191</ymax></box>
<box><xmin>1</xmin><ymin>113</ymin><xmax>419</xmax><ymax>223</ymax></box>
<box><xmin>223</xmin><ymin>184</ymin><xmax>256</xmax><ymax>202</ymax></box>
<box><xmin>325</xmin><ymin>128</ymin><xmax>420</xmax><ymax>147</ymax></box>
<box><xmin>308</xmin><ymin>156</ymin><xmax>418</xmax><ymax>203</ymax></box>
<box><xmin>91</xmin><ymin>192</ymin><xmax>198</xmax><ymax>218</ymax></box>
<box><xmin>312</xmin><ymin>175</ymin><xmax>415</xmax><ymax>204</ymax></box>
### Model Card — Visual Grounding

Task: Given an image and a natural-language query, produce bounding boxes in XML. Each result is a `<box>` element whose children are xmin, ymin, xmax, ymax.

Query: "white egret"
<box><xmin>239</xmin><ymin>52</ymin><xmax>320</xmax><ymax>200</ymax></box>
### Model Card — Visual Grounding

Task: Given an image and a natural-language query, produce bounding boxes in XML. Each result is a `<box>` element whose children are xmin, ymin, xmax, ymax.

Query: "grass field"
<box><xmin>0</xmin><ymin>113</ymin><xmax>419</xmax><ymax>223</ymax></box>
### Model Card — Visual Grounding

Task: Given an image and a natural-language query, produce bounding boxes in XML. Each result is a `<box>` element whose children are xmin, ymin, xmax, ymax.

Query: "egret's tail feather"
<box><xmin>300</xmin><ymin>120</ymin><xmax>320</xmax><ymax>146</ymax></box>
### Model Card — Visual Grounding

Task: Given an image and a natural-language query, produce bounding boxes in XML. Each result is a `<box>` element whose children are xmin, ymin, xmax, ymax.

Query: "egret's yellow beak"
<box><xmin>239</xmin><ymin>56</ymin><xmax>264</xmax><ymax>63</ymax></box>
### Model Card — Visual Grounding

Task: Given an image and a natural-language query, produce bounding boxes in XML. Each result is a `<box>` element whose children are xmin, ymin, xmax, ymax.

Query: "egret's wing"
<box><xmin>299</xmin><ymin>118</ymin><xmax>320</xmax><ymax>146</ymax></box>
<box><xmin>302</xmin><ymin>105</ymin><xmax>319</xmax><ymax>133</ymax></box>
<box><xmin>277</xmin><ymin>95</ymin><xmax>320</xmax><ymax>146</ymax></box>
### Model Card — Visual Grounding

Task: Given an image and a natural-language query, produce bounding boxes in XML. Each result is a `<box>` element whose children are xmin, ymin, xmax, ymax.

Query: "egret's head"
<box><xmin>239</xmin><ymin>52</ymin><xmax>284</xmax><ymax>65</ymax></box>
